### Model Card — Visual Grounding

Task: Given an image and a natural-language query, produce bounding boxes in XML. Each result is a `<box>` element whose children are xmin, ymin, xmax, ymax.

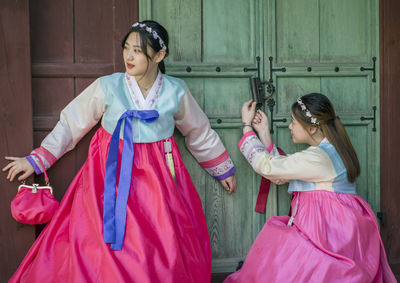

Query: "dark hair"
<box><xmin>121</xmin><ymin>20</ymin><xmax>169</xmax><ymax>73</ymax></box>
<box><xmin>291</xmin><ymin>93</ymin><xmax>360</xmax><ymax>183</ymax></box>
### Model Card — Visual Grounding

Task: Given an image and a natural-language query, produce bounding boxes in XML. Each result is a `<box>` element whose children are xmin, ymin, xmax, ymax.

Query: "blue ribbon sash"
<box><xmin>103</xmin><ymin>109</ymin><xmax>159</xmax><ymax>250</ymax></box>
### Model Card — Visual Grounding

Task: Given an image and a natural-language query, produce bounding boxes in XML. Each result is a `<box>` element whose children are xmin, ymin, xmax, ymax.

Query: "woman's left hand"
<box><xmin>219</xmin><ymin>175</ymin><xmax>237</xmax><ymax>195</ymax></box>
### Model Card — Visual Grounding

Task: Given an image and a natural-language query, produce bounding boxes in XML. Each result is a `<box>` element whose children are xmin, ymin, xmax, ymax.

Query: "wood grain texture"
<box><xmin>0</xmin><ymin>0</ymin><xmax>36</xmax><ymax>280</ymax></box>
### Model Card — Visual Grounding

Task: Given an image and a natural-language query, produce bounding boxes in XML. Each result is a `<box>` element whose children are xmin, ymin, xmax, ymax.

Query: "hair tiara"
<box><xmin>297</xmin><ymin>98</ymin><xmax>319</xmax><ymax>125</ymax></box>
<box><xmin>132</xmin><ymin>22</ymin><xmax>167</xmax><ymax>51</ymax></box>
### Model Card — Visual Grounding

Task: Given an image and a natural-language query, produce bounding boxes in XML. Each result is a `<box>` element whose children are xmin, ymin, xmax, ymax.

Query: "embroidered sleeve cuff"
<box><xmin>238</xmin><ymin>130</ymin><xmax>256</xmax><ymax>149</ymax></box>
<box><xmin>199</xmin><ymin>150</ymin><xmax>236</xmax><ymax>181</ymax></box>
<box><xmin>238</xmin><ymin>133</ymin><xmax>269</xmax><ymax>166</ymax></box>
<box><xmin>29</xmin><ymin>146</ymin><xmax>57</xmax><ymax>174</ymax></box>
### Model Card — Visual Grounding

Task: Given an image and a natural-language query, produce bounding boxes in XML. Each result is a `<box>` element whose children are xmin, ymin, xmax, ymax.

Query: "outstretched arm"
<box><xmin>175</xmin><ymin>88</ymin><xmax>237</xmax><ymax>194</ymax></box>
<box><xmin>3</xmin><ymin>78</ymin><xmax>105</xmax><ymax>180</ymax></box>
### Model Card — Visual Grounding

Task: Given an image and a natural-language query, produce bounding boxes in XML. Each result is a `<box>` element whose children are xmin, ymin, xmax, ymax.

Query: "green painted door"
<box><xmin>140</xmin><ymin>0</ymin><xmax>379</xmax><ymax>273</ymax></box>
<box><xmin>267</xmin><ymin>0</ymin><xmax>380</xmax><ymax>218</ymax></box>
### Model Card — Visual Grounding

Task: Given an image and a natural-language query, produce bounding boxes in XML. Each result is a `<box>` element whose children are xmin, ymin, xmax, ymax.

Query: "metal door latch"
<box><xmin>360</xmin><ymin>57</ymin><xmax>377</xmax><ymax>83</ymax></box>
<box><xmin>360</xmin><ymin>106</ymin><xmax>377</xmax><ymax>132</ymax></box>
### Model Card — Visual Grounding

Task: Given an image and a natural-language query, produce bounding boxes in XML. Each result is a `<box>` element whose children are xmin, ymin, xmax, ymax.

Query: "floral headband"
<box><xmin>297</xmin><ymin>98</ymin><xmax>319</xmax><ymax>125</ymax></box>
<box><xmin>132</xmin><ymin>22</ymin><xmax>167</xmax><ymax>51</ymax></box>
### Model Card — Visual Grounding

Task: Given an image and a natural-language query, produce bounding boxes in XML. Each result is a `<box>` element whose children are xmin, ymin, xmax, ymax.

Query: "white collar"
<box><xmin>125</xmin><ymin>71</ymin><xmax>163</xmax><ymax>110</ymax></box>
<box><xmin>319</xmin><ymin>137</ymin><xmax>329</xmax><ymax>144</ymax></box>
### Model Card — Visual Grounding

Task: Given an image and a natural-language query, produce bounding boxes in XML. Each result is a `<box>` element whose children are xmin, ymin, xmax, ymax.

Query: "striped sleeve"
<box><xmin>238</xmin><ymin>132</ymin><xmax>336</xmax><ymax>182</ymax></box>
<box><xmin>27</xmin><ymin>79</ymin><xmax>105</xmax><ymax>174</ymax></box>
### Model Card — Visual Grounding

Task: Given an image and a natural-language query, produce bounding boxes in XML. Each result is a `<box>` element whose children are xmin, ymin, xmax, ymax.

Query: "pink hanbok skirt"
<box><xmin>225</xmin><ymin>190</ymin><xmax>396</xmax><ymax>283</ymax></box>
<box><xmin>10</xmin><ymin>127</ymin><xmax>211</xmax><ymax>283</ymax></box>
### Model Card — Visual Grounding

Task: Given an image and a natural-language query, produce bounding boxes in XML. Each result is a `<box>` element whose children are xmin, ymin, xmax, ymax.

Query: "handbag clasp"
<box><xmin>32</xmin><ymin>184</ymin><xmax>39</xmax><ymax>193</ymax></box>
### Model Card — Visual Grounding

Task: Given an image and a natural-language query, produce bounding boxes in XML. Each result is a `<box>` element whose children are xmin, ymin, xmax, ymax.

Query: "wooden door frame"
<box><xmin>380</xmin><ymin>0</ymin><xmax>400</xmax><ymax>279</ymax></box>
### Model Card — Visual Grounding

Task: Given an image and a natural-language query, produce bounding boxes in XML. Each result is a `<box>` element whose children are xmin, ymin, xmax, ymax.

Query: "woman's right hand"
<box><xmin>252</xmin><ymin>110</ymin><xmax>272</xmax><ymax>147</ymax></box>
<box><xmin>2</xmin><ymin>157</ymin><xmax>34</xmax><ymax>182</ymax></box>
<box><xmin>241</xmin><ymin>99</ymin><xmax>257</xmax><ymax>125</ymax></box>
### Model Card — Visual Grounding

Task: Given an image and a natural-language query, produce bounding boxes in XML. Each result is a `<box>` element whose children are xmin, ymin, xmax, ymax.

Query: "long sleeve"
<box><xmin>238</xmin><ymin>131</ymin><xmax>336</xmax><ymax>182</ymax></box>
<box><xmin>27</xmin><ymin>79</ymin><xmax>106</xmax><ymax>173</ymax></box>
<box><xmin>267</xmin><ymin>141</ymin><xmax>283</xmax><ymax>157</ymax></box>
<box><xmin>174</xmin><ymin>88</ymin><xmax>235</xmax><ymax>180</ymax></box>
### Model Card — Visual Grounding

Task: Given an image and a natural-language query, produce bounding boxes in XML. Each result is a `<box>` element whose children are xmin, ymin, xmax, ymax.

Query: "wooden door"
<box><xmin>141</xmin><ymin>0</ymin><xmax>266</xmax><ymax>272</ymax></box>
<box><xmin>142</xmin><ymin>0</ymin><xmax>381</xmax><ymax>274</ymax></box>
<box><xmin>0</xmin><ymin>0</ymin><xmax>138</xmax><ymax>280</ymax></box>
<box><xmin>29</xmin><ymin>0</ymin><xmax>138</xmax><ymax>205</ymax></box>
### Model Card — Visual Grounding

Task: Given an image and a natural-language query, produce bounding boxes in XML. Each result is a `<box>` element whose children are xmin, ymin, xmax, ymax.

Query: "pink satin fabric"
<box><xmin>10</xmin><ymin>127</ymin><xmax>211</xmax><ymax>283</ymax></box>
<box><xmin>225</xmin><ymin>191</ymin><xmax>396</xmax><ymax>283</ymax></box>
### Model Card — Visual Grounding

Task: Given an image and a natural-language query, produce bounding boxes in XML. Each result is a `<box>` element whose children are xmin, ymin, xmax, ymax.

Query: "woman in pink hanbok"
<box><xmin>225</xmin><ymin>94</ymin><xmax>396</xmax><ymax>283</ymax></box>
<box><xmin>3</xmin><ymin>20</ymin><xmax>237</xmax><ymax>283</ymax></box>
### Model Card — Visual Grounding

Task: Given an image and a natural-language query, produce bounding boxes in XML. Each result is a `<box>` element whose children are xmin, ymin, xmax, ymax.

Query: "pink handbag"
<box><xmin>10</xmin><ymin>154</ymin><xmax>59</xmax><ymax>225</ymax></box>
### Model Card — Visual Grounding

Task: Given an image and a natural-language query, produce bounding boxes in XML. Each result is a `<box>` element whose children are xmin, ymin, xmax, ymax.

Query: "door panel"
<box><xmin>204</xmin><ymin>78</ymin><xmax>250</xmax><ymax>116</ymax></box>
<box><xmin>149</xmin><ymin>0</ymin><xmax>202</xmax><ymax>62</ymax></box>
<box><xmin>29</xmin><ymin>0</ymin><xmax>74</xmax><ymax>63</ymax></box>
<box><xmin>320</xmin><ymin>77</ymin><xmax>369</xmax><ymax>112</ymax></box>
<box><xmin>75</xmin><ymin>0</ymin><xmax>115</xmax><ymax>63</ymax></box>
<box><xmin>320</xmin><ymin>0</ymin><xmax>370</xmax><ymax>63</ymax></box>
<box><xmin>269</xmin><ymin>0</ymin><xmax>379</xmax><ymax>217</ymax></box>
<box><xmin>30</xmin><ymin>0</ymin><xmax>139</xmax><ymax>219</ymax></box>
<box><xmin>276</xmin><ymin>0</ymin><xmax>319</xmax><ymax>63</ymax></box>
<box><xmin>203</xmin><ymin>1</ymin><xmax>255</xmax><ymax>63</ymax></box>
<box><xmin>276</xmin><ymin>0</ymin><xmax>372</xmax><ymax>64</ymax></box>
